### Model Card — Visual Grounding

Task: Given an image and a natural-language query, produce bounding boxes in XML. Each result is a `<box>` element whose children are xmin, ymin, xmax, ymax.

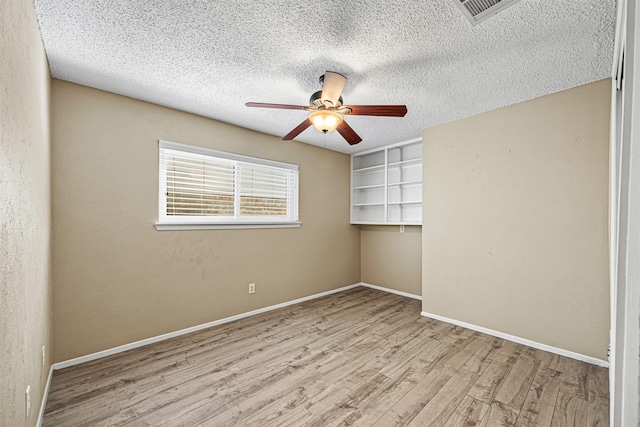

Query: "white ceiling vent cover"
<box><xmin>454</xmin><ymin>0</ymin><xmax>521</xmax><ymax>25</ymax></box>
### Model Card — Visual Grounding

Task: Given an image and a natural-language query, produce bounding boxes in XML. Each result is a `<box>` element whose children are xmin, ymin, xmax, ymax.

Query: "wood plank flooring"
<box><xmin>43</xmin><ymin>287</ymin><xmax>609</xmax><ymax>426</ymax></box>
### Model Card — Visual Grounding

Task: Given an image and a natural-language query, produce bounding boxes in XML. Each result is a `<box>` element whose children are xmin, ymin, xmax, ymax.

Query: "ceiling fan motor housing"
<box><xmin>309</xmin><ymin>90</ymin><xmax>343</xmax><ymax>109</ymax></box>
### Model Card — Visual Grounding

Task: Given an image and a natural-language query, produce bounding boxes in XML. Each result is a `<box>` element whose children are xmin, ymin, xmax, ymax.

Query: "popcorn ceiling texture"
<box><xmin>33</xmin><ymin>0</ymin><xmax>615</xmax><ymax>154</ymax></box>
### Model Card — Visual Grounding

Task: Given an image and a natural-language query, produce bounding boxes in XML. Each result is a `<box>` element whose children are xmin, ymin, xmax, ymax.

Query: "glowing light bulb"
<box><xmin>309</xmin><ymin>110</ymin><xmax>343</xmax><ymax>133</ymax></box>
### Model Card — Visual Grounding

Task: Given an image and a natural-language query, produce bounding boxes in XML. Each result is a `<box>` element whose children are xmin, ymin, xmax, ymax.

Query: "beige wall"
<box><xmin>51</xmin><ymin>80</ymin><xmax>360</xmax><ymax>362</ymax></box>
<box><xmin>0</xmin><ymin>1</ymin><xmax>52</xmax><ymax>425</ymax></box>
<box><xmin>422</xmin><ymin>79</ymin><xmax>610</xmax><ymax>360</ymax></box>
<box><xmin>361</xmin><ymin>225</ymin><xmax>422</xmax><ymax>296</ymax></box>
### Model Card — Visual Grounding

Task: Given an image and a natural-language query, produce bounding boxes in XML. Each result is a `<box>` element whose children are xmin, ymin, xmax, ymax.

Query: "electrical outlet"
<box><xmin>249</xmin><ymin>283</ymin><xmax>255</xmax><ymax>294</ymax></box>
<box><xmin>42</xmin><ymin>345</ymin><xmax>45</xmax><ymax>367</ymax></box>
<box><xmin>25</xmin><ymin>385</ymin><xmax>31</xmax><ymax>418</ymax></box>
<box><xmin>400</xmin><ymin>225</ymin><xmax>405</xmax><ymax>233</ymax></box>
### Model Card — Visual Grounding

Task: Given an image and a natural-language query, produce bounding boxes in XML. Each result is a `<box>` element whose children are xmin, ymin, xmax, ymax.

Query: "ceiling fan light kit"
<box><xmin>246</xmin><ymin>71</ymin><xmax>408</xmax><ymax>145</ymax></box>
<box><xmin>309</xmin><ymin>110</ymin><xmax>343</xmax><ymax>133</ymax></box>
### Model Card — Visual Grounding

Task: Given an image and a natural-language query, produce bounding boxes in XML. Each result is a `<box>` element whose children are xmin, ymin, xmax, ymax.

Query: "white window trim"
<box><xmin>154</xmin><ymin>222</ymin><xmax>301</xmax><ymax>231</ymax></box>
<box><xmin>155</xmin><ymin>140</ymin><xmax>301</xmax><ymax>230</ymax></box>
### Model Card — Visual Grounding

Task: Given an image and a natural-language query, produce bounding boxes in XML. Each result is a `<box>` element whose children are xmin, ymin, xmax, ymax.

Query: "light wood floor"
<box><xmin>43</xmin><ymin>287</ymin><xmax>609</xmax><ymax>426</ymax></box>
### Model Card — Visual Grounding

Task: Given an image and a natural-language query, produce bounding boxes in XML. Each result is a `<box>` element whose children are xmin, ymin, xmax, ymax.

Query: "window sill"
<box><xmin>154</xmin><ymin>222</ymin><xmax>301</xmax><ymax>231</ymax></box>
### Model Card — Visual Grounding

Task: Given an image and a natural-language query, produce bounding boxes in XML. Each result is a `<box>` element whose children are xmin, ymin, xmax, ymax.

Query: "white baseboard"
<box><xmin>359</xmin><ymin>282</ymin><xmax>422</xmax><ymax>301</ymax></box>
<box><xmin>421</xmin><ymin>310</ymin><xmax>609</xmax><ymax>368</ymax></box>
<box><xmin>52</xmin><ymin>282</ymin><xmax>605</xmax><ymax>374</ymax></box>
<box><xmin>53</xmin><ymin>283</ymin><xmax>361</xmax><ymax>370</ymax></box>
<box><xmin>36</xmin><ymin>365</ymin><xmax>54</xmax><ymax>427</ymax></box>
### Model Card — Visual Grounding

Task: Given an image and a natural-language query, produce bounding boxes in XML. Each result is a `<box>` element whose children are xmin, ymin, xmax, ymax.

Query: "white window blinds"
<box><xmin>158</xmin><ymin>140</ymin><xmax>299</xmax><ymax>227</ymax></box>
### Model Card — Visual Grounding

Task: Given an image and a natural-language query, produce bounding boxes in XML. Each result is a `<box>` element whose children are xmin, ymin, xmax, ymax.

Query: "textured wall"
<box><xmin>361</xmin><ymin>225</ymin><xmax>421</xmax><ymax>296</ymax></box>
<box><xmin>422</xmin><ymin>80</ymin><xmax>610</xmax><ymax>360</ymax></box>
<box><xmin>0</xmin><ymin>1</ymin><xmax>52</xmax><ymax>425</ymax></box>
<box><xmin>51</xmin><ymin>80</ymin><xmax>361</xmax><ymax>362</ymax></box>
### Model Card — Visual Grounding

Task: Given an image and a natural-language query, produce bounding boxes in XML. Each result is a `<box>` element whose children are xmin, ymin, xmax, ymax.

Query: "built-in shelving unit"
<box><xmin>351</xmin><ymin>138</ymin><xmax>422</xmax><ymax>225</ymax></box>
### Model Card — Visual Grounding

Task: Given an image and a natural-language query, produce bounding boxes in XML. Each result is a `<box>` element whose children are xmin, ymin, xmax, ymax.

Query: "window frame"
<box><xmin>155</xmin><ymin>140</ymin><xmax>300</xmax><ymax>230</ymax></box>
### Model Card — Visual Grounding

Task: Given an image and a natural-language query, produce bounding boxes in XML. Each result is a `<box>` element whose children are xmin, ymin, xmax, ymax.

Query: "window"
<box><xmin>156</xmin><ymin>140</ymin><xmax>299</xmax><ymax>230</ymax></box>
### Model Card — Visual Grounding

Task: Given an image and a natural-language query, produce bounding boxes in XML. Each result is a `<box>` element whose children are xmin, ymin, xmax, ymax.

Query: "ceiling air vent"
<box><xmin>454</xmin><ymin>0</ymin><xmax>521</xmax><ymax>25</ymax></box>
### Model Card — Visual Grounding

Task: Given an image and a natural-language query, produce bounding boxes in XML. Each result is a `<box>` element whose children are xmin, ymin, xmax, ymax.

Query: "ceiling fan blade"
<box><xmin>336</xmin><ymin>120</ymin><xmax>362</xmax><ymax>145</ymax></box>
<box><xmin>321</xmin><ymin>71</ymin><xmax>347</xmax><ymax>106</ymax></box>
<box><xmin>246</xmin><ymin>102</ymin><xmax>309</xmax><ymax>110</ymax></box>
<box><xmin>345</xmin><ymin>105</ymin><xmax>408</xmax><ymax>117</ymax></box>
<box><xmin>282</xmin><ymin>118</ymin><xmax>312</xmax><ymax>140</ymax></box>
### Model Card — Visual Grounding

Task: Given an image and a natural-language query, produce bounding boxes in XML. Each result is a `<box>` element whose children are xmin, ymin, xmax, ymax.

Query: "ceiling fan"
<box><xmin>246</xmin><ymin>71</ymin><xmax>408</xmax><ymax>145</ymax></box>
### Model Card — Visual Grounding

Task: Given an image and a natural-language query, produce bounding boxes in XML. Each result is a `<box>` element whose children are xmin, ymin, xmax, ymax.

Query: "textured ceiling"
<box><xmin>33</xmin><ymin>0</ymin><xmax>616</xmax><ymax>154</ymax></box>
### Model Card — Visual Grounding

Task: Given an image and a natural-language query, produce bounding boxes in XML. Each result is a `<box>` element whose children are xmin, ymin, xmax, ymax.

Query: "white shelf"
<box><xmin>388</xmin><ymin>179</ymin><xmax>422</xmax><ymax>187</ymax></box>
<box><xmin>352</xmin><ymin>221</ymin><xmax>421</xmax><ymax>225</ymax></box>
<box><xmin>388</xmin><ymin>200</ymin><xmax>422</xmax><ymax>205</ymax></box>
<box><xmin>353</xmin><ymin>184</ymin><xmax>385</xmax><ymax>190</ymax></box>
<box><xmin>388</xmin><ymin>158</ymin><xmax>421</xmax><ymax>167</ymax></box>
<box><xmin>353</xmin><ymin>164</ymin><xmax>385</xmax><ymax>173</ymax></box>
<box><xmin>350</xmin><ymin>139</ymin><xmax>423</xmax><ymax>225</ymax></box>
<box><xmin>353</xmin><ymin>202</ymin><xmax>385</xmax><ymax>207</ymax></box>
